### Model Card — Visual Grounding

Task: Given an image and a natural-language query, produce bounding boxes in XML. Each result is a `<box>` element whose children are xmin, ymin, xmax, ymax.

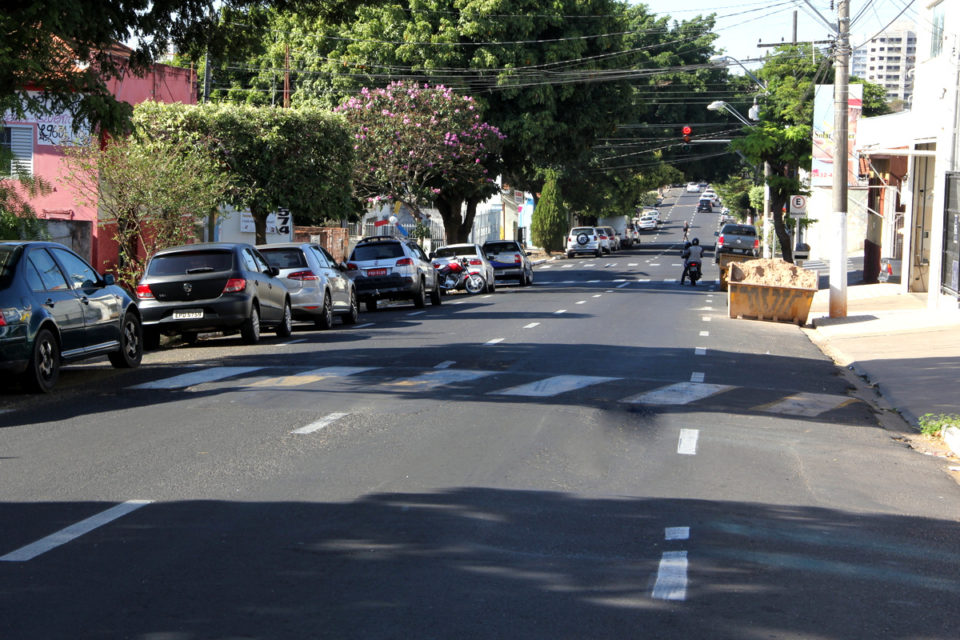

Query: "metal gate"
<box><xmin>940</xmin><ymin>172</ymin><xmax>960</xmax><ymax>297</ymax></box>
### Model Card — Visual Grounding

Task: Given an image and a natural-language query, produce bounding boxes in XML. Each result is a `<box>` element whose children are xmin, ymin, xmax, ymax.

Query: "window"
<box><xmin>50</xmin><ymin>247</ymin><xmax>99</xmax><ymax>289</ymax></box>
<box><xmin>241</xmin><ymin>249</ymin><xmax>260</xmax><ymax>272</ymax></box>
<box><xmin>0</xmin><ymin>126</ymin><xmax>33</xmax><ymax>177</ymax></box>
<box><xmin>931</xmin><ymin>4</ymin><xmax>945</xmax><ymax>57</ymax></box>
<box><xmin>309</xmin><ymin>246</ymin><xmax>331</xmax><ymax>269</ymax></box>
<box><xmin>28</xmin><ymin>250</ymin><xmax>70</xmax><ymax>292</ymax></box>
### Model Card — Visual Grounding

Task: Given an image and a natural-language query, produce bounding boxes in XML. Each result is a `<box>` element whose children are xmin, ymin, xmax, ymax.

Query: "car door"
<box><xmin>408</xmin><ymin>242</ymin><xmax>436</xmax><ymax>289</ymax></box>
<box><xmin>25</xmin><ymin>248</ymin><xmax>87</xmax><ymax>357</ymax></box>
<box><xmin>49</xmin><ymin>246</ymin><xmax>122</xmax><ymax>351</ymax></box>
<box><xmin>310</xmin><ymin>246</ymin><xmax>347</xmax><ymax>310</ymax></box>
<box><xmin>247</xmin><ymin>248</ymin><xmax>284</xmax><ymax>323</ymax></box>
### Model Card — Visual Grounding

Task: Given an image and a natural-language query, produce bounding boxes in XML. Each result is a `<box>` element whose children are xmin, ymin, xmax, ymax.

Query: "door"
<box><xmin>311</xmin><ymin>246</ymin><xmax>348</xmax><ymax>310</ymax></box>
<box><xmin>247</xmin><ymin>248</ymin><xmax>284</xmax><ymax>323</ymax></box>
<box><xmin>26</xmin><ymin>248</ymin><xmax>86</xmax><ymax>357</ymax></box>
<box><xmin>50</xmin><ymin>246</ymin><xmax>122</xmax><ymax>351</ymax></box>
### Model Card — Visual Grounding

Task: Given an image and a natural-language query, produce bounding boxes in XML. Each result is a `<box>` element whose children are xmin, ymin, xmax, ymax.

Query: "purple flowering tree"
<box><xmin>337</xmin><ymin>81</ymin><xmax>504</xmax><ymax>242</ymax></box>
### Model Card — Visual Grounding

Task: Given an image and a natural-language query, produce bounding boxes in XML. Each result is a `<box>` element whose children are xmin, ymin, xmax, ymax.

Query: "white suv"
<box><xmin>566</xmin><ymin>227</ymin><xmax>602</xmax><ymax>258</ymax></box>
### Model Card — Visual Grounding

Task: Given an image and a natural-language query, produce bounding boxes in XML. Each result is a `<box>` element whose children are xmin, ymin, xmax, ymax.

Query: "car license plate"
<box><xmin>173</xmin><ymin>309</ymin><xmax>204</xmax><ymax>320</ymax></box>
<box><xmin>366</xmin><ymin>268</ymin><xmax>387</xmax><ymax>277</ymax></box>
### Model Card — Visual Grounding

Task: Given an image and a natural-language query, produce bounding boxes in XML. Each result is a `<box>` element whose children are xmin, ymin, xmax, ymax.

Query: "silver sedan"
<box><xmin>257</xmin><ymin>242</ymin><xmax>359</xmax><ymax>329</ymax></box>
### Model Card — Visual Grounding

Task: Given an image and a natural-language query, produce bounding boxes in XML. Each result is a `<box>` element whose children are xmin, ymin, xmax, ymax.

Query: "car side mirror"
<box><xmin>428</xmin><ymin>252</ymin><xmax>435</xmax><ymax>260</ymax></box>
<box><xmin>103</xmin><ymin>273</ymin><xmax>115</xmax><ymax>286</ymax></box>
<box><xmin>269</xmin><ymin>266</ymin><xmax>280</xmax><ymax>277</ymax></box>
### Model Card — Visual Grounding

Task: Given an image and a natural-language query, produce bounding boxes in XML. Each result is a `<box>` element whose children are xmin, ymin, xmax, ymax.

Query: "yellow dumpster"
<box><xmin>718</xmin><ymin>253</ymin><xmax>758</xmax><ymax>291</ymax></box>
<box><xmin>728</xmin><ymin>282</ymin><xmax>816</xmax><ymax>326</ymax></box>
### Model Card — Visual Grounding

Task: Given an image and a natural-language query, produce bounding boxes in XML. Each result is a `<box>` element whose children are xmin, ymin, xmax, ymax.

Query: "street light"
<box><xmin>706</xmin><ymin>100</ymin><xmax>756</xmax><ymax>127</ymax></box>
<box><xmin>709</xmin><ymin>54</ymin><xmax>769</xmax><ymax>94</ymax></box>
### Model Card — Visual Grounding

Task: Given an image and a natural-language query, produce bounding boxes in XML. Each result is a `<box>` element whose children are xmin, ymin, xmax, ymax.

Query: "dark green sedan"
<box><xmin>0</xmin><ymin>241</ymin><xmax>143</xmax><ymax>392</ymax></box>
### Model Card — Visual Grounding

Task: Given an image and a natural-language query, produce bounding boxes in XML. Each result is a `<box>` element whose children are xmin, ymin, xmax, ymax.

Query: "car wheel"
<box><xmin>143</xmin><ymin>327</ymin><xmax>161</xmax><ymax>351</ymax></box>
<box><xmin>343</xmin><ymin>289</ymin><xmax>360</xmax><ymax>323</ymax></box>
<box><xmin>181</xmin><ymin>331</ymin><xmax>200</xmax><ymax>346</ymax></box>
<box><xmin>430</xmin><ymin>284</ymin><xmax>442</xmax><ymax>306</ymax></box>
<box><xmin>487</xmin><ymin>279</ymin><xmax>496</xmax><ymax>293</ymax></box>
<box><xmin>276</xmin><ymin>300</ymin><xmax>293</xmax><ymax>337</ymax></box>
<box><xmin>595</xmin><ymin>249</ymin><xmax>602</xmax><ymax>257</ymax></box>
<box><xmin>241</xmin><ymin>305</ymin><xmax>261</xmax><ymax>344</ymax></box>
<box><xmin>109</xmin><ymin>312</ymin><xmax>143</xmax><ymax>368</ymax></box>
<box><xmin>315</xmin><ymin>292</ymin><xmax>333</xmax><ymax>330</ymax></box>
<box><xmin>412</xmin><ymin>278</ymin><xmax>426</xmax><ymax>308</ymax></box>
<box><xmin>365</xmin><ymin>299</ymin><xmax>378</xmax><ymax>313</ymax></box>
<box><xmin>566</xmin><ymin>252</ymin><xmax>574</xmax><ymax>259</ymax></box>
<box><xmin>526</xmin><ymin>271</ymin><xmax>534</xmax><ymax>286</ymax></box>
<box><xmin>26</xmin><ymin>328</ymin><xmax>60</xmax><ymax>393</ymax></box>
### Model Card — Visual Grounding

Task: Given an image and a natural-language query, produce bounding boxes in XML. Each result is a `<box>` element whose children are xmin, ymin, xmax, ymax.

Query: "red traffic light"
<box><xmin>682</xmin><ymin>126</ymin><xmax>692</xmax><ymax>135</ymax></box>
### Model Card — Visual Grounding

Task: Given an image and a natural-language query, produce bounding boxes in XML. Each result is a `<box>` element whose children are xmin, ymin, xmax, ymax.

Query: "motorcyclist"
<box><xmin>681</xmin><ymin>237</ymin><xmax>704</xmax><ymax>285</ymax></box>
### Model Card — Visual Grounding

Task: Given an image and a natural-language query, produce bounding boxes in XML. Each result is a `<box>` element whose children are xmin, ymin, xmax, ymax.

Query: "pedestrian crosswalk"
<box><xmin>128</xmin><ymin>365</ymin><xmax>860</xmax><ymax>418</ymax></box>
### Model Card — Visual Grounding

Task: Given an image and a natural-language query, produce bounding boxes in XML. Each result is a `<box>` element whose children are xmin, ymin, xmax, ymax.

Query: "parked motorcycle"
<box><xmin>435</xmin><ymin>257</ymin><xmax>487</xmax><ymax>294</ymax></box>
<box><xmin>687</xmin><ymin>260</ymin><xmax>702</xmax><ymax>286</ymax></box>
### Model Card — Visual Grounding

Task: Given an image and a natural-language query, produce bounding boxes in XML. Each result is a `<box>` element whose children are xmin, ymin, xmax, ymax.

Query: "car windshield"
<box><xmin>571</xmin><ymin>228</ymin><xmax>594</xmax><ymax>235</ymax></box>
<box><xmin>483</xmin><ymin>242</ymin><xmax>518</xmax><ymax>253</ymax></box>
<box><xmin>148</xmin><ymin>250</ymin><xmax>234</xmax><ymax>275</ymax></box>
<box><xmin>722</xmin><ymin>225</ymin><xmax>757</xmax><ymax>236</ymax></box>
<box><xmin>434</xmin><ymin>246</ymin><xmax>477</xmax><ymax>258</ymax></box>
<box><xmin>351</xmin><ymin>242</ymin><xmax>404</xmax><ymax>261</ymax></box>
<box><xmin>259</xmin><ymin>248</ymin><xmax>307</xmax><ymax>269</ymax></box>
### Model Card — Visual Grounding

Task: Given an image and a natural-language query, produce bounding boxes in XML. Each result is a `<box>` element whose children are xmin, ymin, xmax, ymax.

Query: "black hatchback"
<box><xmin>136</xmin><ymin>243</ymin><xmax>292</xmax><ymax>348</ymax></box>
<box><xmin>0</xmin><ymin>241</ymin><xmax>143</xmax><ymax>392</ymax></box>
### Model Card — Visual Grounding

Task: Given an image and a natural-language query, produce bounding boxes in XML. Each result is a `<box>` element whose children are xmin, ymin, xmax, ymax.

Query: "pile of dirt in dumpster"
<box><xmin>728</xmin><ymin>258</ymin><xmax>818</xmax><ymax>289</ymax></box>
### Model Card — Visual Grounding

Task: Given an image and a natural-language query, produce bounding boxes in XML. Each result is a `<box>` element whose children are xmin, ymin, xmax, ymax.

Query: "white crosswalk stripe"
<box><xmin>755</xmin><ymin>392</ymin><xmax>855</xmax><ymax>416</ymax></box>
<box><xmin>384</xmin><ymin>369</ymin><xmax>495</xmax><ymax>390</ymax></box>
<box><xmin>621</xmin><ymin>382</ymin><xmax>732</xmax><ymax>405</ymax></box>
<box><xmin>130</xmin><ymin>366</ymin><xmax>263</xmax><ymax>390</ymax></box>
<box><xmin>492</xmin><ymin>375</ymin><xmax>619</xmax><ymax>398</ymax></box>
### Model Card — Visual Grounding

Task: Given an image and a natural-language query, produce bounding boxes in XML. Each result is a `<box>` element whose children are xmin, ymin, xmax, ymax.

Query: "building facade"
<box><xmin>851</xmin><ymin>21</ymin><xmax>917</xmax><ymax>104</ymax></box>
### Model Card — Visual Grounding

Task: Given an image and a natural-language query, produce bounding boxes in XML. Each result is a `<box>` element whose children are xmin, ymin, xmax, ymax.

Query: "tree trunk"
<box><xmin>770</xmin><ymin>194</ymin><xmax>793</xmax><ymax>263</ymax></box>
<box><xmin>251</xmin><ymin>206</ymin><xmax>268</xmax><ymax>246</ymax></box>
<box><xmin>435</xmin><ymin>194</ymin><xmax>466</xmax><ymax>244</ymax></box>
<box><xmin>460</xmin><ymin>197</ymin><xmax>480</xmax><ymax>244</ymax></box>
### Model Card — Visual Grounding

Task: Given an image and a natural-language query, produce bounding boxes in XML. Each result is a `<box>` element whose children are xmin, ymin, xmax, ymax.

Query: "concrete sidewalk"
<box><xmin>804</xmin><ymin>284</ymin><xmax>960</xmax><ymax>430</ymax></box>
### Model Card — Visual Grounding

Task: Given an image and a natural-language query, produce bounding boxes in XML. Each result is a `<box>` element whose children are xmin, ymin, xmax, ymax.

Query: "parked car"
<box><xmin>0</xmin><ymin>241</ymin><xmax>143</xmax><ymax>392</ymax></box>
<box><xmin>482</xmin><ymin>240</ymin><xmax>534</xmax><ymax>286</ymax></box>
<box><xmin>715</xmin><ymin>223</ymin><xmax>760</xmax><ymax>263</ymax></box>
<box><xmin>719</xmin><ymin>210</ymin><xmax>736</xmax><ymax>224</ymax></box>
<box><xmin>621</xmin><ymin>223</ymin><xmax>638</xmax><ymax>248</ymax></box>
<box><xmin>136</xmin><ymin>242</ymin><xmax>292</xmax><ymax>348</ymax></box>
<box><xmin>431</xmin><ymin>243</ymin><xmax>497</xmax><ymax>293</ymax></box>
<box><xmin>566</xmin><ymin>226</ymin><xmax>602</xmax><ymax>258</ymax></box>
<box><xmin>257</xmin><ymin>242</ymin><xmax>359</xmax><ymax>329</ymax></box>
<box><xmin>346</xmin><ymin>235</ymin><xmax>441</xmax><ymax>311</ymax></box>
<box><xmin>598</xmin><ymin>226</ymin><xmax>620</xmax><ymax>252</ymax></box>
<box><xmin>641</xmin><ymin>208</ymin><xmax>662</xmax><ymax>225</ymax></box>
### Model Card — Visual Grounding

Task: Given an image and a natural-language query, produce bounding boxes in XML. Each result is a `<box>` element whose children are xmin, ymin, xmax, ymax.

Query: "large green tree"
<box><xmin>134</xmin><ymin>101</ymin><xmax>355</xmax><ymax>244</ymax></box>
<box><xmin>530</xmin><ymin>169</ymin><xmax>566</xmax><ymax>253</ymax></box>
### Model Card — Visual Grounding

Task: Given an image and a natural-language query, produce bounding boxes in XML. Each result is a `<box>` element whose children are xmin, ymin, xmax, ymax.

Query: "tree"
<box><xmin>531</xmin><ymin>170</ymin><xmax>566</xmax><ymax>253</ymax></box>
<box><xmin>60</xmin><ymin>135</ymin><xmax>228</xmax><ymax>288</ymax></box>
<box><xmin>336</xmin><ymin>82</ymin><xmax>504</xmax><ymax>242</ymax></box>
<box><xmin>133</xmin><ymin>101</ymin><xmax>356</xmax><ymax>244</ymax></box>
<box><xmin>732</xmin><ymin>44</ymin><xmax>824</xmax><ymax>262</ymax></box>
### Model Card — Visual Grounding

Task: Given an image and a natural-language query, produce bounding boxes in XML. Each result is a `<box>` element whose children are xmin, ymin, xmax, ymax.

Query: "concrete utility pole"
<box><xmin>829</xmin><ymin>0</ymin><xmax>851</xmax><ymax>318</ymax></box>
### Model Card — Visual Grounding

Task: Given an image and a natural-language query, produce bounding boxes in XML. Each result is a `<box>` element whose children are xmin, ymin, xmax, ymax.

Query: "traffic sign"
<box><xmin>789</xmin><ymin>195</ymin><xmax>807</xmax><ymax>218</ymax></box>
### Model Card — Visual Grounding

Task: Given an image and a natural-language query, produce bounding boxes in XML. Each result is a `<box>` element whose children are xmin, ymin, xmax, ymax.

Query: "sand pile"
<box><xmin>728</xmin><ymin>258</ymin><xmax>818</xmax><ymax>289</ymax></box>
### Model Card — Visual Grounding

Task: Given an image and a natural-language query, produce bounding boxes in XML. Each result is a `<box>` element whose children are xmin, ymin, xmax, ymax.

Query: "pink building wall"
<box><xmin>5</xmin><ymin>60</ymin><xmax>196</xmax><ymax>271</ymax></box>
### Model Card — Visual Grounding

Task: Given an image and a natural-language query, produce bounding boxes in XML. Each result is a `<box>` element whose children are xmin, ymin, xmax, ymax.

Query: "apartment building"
<box><xmin>851</xmin><ymin>21</ymin><xmax>917</xmax><ymax>103</ymax></box>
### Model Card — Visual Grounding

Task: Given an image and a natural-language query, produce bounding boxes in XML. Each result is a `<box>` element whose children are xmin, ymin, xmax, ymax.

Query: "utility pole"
<box><xmin>829</xmin><ymin>0</ymin><xmax>850</xmax><ymax>318</ymax></box>
<box><xmin>283</xmin><ymin>44</ymin><xmax>291</xmax><ymax>108</ymax></box>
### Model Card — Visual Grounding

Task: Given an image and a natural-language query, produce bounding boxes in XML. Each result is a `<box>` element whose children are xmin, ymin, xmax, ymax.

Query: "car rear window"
<box><xmin>483</xmin><ymin>242</ymin><xmax>519</xmax><ymax>253</ymax></box>
<box><xmin>148</xmin><ymin>250</ymin><xmax>234</xmax><ymax>276</ymax></box>
<box><xmin>0</xmin><ymin>246</ymin><xmax>18</xmax><ymax>288</ymax></box>
<box><xmin>722</xmin><ymin>225</ymin><xmax>757</xmax><ymax>236</ymax></box>
<box><xmin>351</xmin><ymin>242</ymin><xmax>404</xmax><ymax>261</ymax></box>
<box><xmin>571</xmin><ymin>227</ymin><xmax>594</xmax><ymax>235</ymax></box>
<box><xmin>259</xmin><ymin>248</ymin><xmax>307</xmax><ymax>269</ymax></box>
<box><xmin>434</xmin><ymin>246</ymin><xmax>477</xmax><ymax>258</ymax></box>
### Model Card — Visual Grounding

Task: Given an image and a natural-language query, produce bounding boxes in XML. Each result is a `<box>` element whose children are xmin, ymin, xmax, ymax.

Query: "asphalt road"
<box><xmin>2</xmin><ymin>189</ymin><xmax>959</xmax><ymax>639</ymax></box>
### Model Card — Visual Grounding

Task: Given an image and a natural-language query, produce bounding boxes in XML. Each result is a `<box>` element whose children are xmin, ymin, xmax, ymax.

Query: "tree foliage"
<box><xmin>133</xmin><ymin>101</ymin><xmax>355</xmax><ymax>244</ymax></box>
<box><xmin>530</xmin><ymin>170</ymin><xmax>566</xmax><ymax>253</ymax></box>
<box><xmin>335</xmin><ymin>81</ymin><xmax>504</xmax><ymax>241</ymax></box>
<box><xmin>60</xmin><ymin>135</ymin><xmax>228</xmax><ymax>287</ymax></box>
<box><xmin>0</xmin><ymin>156</ymin><xmax>51</xmax><ymax>241</ymax></box>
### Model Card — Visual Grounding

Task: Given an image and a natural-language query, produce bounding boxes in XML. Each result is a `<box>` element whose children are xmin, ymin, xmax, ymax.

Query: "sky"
<box><xmin>637</xmin><ymin>0</ymin><xmax>921</xmax><ymax>68</ymax></box>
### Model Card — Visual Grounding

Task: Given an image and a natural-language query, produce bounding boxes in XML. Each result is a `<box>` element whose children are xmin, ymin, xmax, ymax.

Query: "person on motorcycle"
<box><xmin>681</xmin><ymin>237</ymin><xmax>704</xmax><ymax>285</ymax></box>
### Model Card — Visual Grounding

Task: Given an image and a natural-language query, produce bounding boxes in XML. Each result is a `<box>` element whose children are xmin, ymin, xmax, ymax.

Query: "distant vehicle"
<box><xmin>697</xmin><ymin>198</ymin><xmax>713</xmax><ymax>213</ymax></box>
<box><xmin>637</xmin><ymin>215</ymin><xmax>658</xmax><ymax>231</ymax></box>
<box><xmin>0</xmin><ymin>241</ymin><xmax>143</xmax><ymax>392</ymax></box>
<box><xmin>719</xmin><ymin>210</ymin><xmax>736</xmax><ymax>224</ymax></box>
<box><xmin>566</xmin><ymin>227</ymin><xmax>603</xmax><ymax>258</ymax></box>
<box><xmin>431</xmin><ymin>243</ymin><xmax>497</xmax><ymax>293</ymax></box>
<box><xmin>686</xmin><ymin>182</ymin><xmax>700</xmax><ymax>193</ymax></box>
<box><xmin>347</xmin><ymin>235</ymin><xmax>442</xmax><ymax>311</ymax></box>
<box><xmin>257</xmin><ymin>242</ymin><xmax>359</xmax><ymax>329</ymax></box>
<box><xmin>137</xmin><ymin>242</ymin><xmax>293</xmax><ymax>348</ymax></box>
<box><xmin>482</xmin><ymin>240</ymin><xmax>534</xmax><ymax>286</ymax></box>
<box><xmin>597</xmin><ymin>226</ymin><xmax>620</xmax><ymax>251</ymax></box>
<box><xmin>715</xmin><ymin>223</ymin><xmax>760</xmax><ymax>263</ymax></box>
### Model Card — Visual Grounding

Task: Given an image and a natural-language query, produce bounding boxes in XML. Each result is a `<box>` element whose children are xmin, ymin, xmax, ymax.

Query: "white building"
<box><xmin>856</xmin><ymin>0</ymin><xmax>959</xmax><ymax>310</ymax></box>
<box><xmin>852</xmin><ymin>21</ymin><xmax>917</xmax><ymax>104</ymax></box>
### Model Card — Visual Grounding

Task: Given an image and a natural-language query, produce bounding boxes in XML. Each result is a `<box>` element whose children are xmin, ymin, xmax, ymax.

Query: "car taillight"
<box><xmin>469</xmin><ymin>258</ymin><xmax>482</xmax><ymax>266</ymax></box>
<box><xmin>222</xmin><ymin>278</ymin><xmax>246</xmax><ymax>294</ymax></box>
<box><xmin>346</xmin><ymin>262</ymin><xmax>358</xmax><ymax>270</ymax></box>
<box><xmin>396</xmin><ymin>258</ymin><xmax>414</xmax><ymax>267</ymax></box>
<box><xmin>753</xmin><ymin>238</ymin><xmax>760</xmax><ymax>249</ymax></box>
<box><xmin>136</xmin><ymin>284</ymin><xmax>154</xmax><ymax>300</ymax></box>
<box><xmin>717</xmin><ymin>235</ymin><xmax>725</xmax><ymax>247</ymax></box>
<box><xmin>513</xmin><ymin>254</ymin><xmax>522</xmax><ymax>263</ymax></box>
<box><xmin>287</xmin><ymin>270</ymin><xmax>319</xmax><ymax>281</ymax></box>
<box><xmin>433</xmin><ymin>262</ymin><xmax>442</xmax><ymax>269</ymax></box>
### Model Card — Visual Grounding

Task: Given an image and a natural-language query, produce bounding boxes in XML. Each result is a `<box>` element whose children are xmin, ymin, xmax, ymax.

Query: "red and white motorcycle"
<box><xmin>434</xmin><ymin>256</ymin><xmax>487</xmax><ymax>294</ymax></box>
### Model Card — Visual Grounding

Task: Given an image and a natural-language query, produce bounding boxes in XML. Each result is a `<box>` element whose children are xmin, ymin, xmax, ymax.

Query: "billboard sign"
<box><xmin>811</xmin><ymin>83</ymin><xmax>863</xmax><ymax>187</ymax></box>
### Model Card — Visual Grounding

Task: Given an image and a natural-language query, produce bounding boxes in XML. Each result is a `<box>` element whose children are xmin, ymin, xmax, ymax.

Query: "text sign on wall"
<box><xmin>239</xmin><ymin>209</ymin><xmax>291</xmax><ymax>235</ymax></box>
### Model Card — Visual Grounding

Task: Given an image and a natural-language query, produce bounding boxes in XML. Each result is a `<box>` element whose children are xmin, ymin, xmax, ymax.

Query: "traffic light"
<box><xmin>682</xmin><ymin>125</ymin><xmax>692</xmax><ymax>143</ymax></box>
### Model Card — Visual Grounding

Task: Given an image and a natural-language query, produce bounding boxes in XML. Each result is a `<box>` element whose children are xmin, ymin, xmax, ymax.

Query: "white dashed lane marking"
<box><xmin>291</xmin><ymin>412</ymin><xmax>349</xmax><ymax>435</ymax></box>
<box><xmin>677</xmin><ymin>429</ymin><xmax>699</xmax><ymax>455</ymax></box>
